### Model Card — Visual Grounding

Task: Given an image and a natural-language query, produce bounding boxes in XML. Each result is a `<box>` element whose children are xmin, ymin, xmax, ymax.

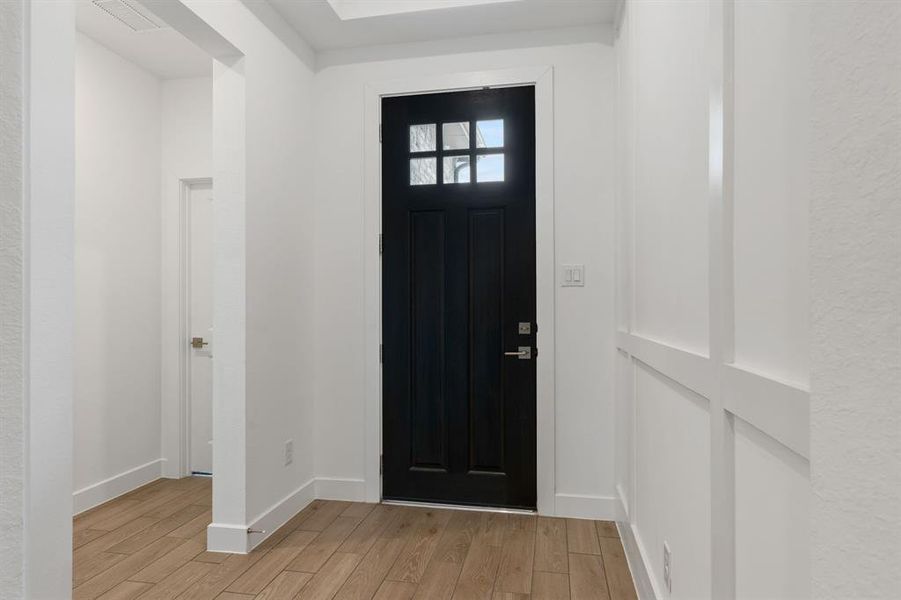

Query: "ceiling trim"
<box><xmin>316</xmin><ymin>24</ymin><xmax>614</xmax><ymax>70</ymax></box>
<box><xmin>325</xmin><ymin>0</ymin><xmax>523</xmax><ymax>21</ymax></box>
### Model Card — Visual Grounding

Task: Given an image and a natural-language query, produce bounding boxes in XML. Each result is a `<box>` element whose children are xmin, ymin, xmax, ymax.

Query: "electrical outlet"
<box><xmin>663</xmin><ymin>541</ymin><xmax>672</xmax><ymax>595</ymax></box>
<box><xmin>284</xmin><ymin>440</ymin><xmax>293</xmax><ymax>466</ymax></box>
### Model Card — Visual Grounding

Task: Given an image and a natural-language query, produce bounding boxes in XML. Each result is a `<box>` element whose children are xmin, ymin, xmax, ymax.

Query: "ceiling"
<box><xmin>76</xmin><ymin>0</ymin><xmax>211</xmax><ymax>79</ymax></box>
<box><xmin>75</xmin><ymin>0</ymin><xmax>616</xmax><ymax>77</ymax></box>
<box><xmin>267</xmin><ymin>0</ymin><xmax>618</xmax><ymax>52</ymax></box>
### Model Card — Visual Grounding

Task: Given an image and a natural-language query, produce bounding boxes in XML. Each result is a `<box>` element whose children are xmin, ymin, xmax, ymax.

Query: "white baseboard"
<box><xmin>315</xmin><ymin>477</ymin><xmax>367</xmax><ymax>501</ymax></box>
<box><xmin>615</xmin><ymin>487</ymin><xmax>660</xmax><ymax>600</ymax></box>
<box><xmin>73</xmin><ymin>459</ymin><xmax>164</xmax><ymax>515</ymax></box>
<box><xmin>554</xmin><ymin>493</ymin><xmax>621</xmax><ymax>520</ymax></box>
<box><xmin>206</xmin><ymin>522</ymin><xmax>250</xmax><ymax>554</ymax></box>
<box><xmin>208</xmin><ymin>477</ymin><xmax>317</xmax><ymax>554</ymax></box>
<box><xmin>618</xmin><ymin>520</ymin><xmax>659</xmax><ymax>600</ymax></box>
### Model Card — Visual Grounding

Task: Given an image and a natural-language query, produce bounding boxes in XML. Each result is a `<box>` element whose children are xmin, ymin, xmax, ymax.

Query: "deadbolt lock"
<box><xmin>518</xmin><ymin>322</ymin><xmax>532</xmax><ymax>335</ymax></box>
<box><xmin>191</xmin><ymin>337</ymin><xmax>208</xmax><ymax>349</ymax></box>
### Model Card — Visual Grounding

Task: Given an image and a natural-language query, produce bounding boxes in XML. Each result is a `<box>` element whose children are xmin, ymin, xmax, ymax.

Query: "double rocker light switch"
<box><xmin>561</xmin><ymin>264</ymin><xmax>585</xmax><ymax>287</ymax></box>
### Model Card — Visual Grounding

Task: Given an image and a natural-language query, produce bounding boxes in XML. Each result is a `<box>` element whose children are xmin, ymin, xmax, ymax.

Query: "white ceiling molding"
<box><xmin>325</xmin><ymin>0</ymin><xmax>524</xmax><ymax>21</ymax></box>
<box><xmin>317</xmin><ymin>24</ymin><xmax>615</xmax><ymax>70</ymax></box>
<box><xmin>266</xmin><ymin>0</ymin><xmax>617</xmax><ymax>54</ymax></box>
<box><xmin>77</xmin><ymin>0</ymin><xmax>617</xmax><ymax>77</ymax></box>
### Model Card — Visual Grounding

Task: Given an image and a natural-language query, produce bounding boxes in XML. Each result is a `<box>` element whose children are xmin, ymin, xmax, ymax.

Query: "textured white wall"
<box><xmin>311</xmin><ymin>42</ymin><xmax>617</xmax><ymax>514</ymax></box>
<box><xmin>74</xmin><ymin>32</ymin><xmax>163</xmax><ymax>509</ymax></box>
<box><xmin>809</xmin><ymin>2</ymin><xmax>901</xmax><ymax>598</ymax></box>
<box><xmin>0</xmin><ymin>1</ymin><xmax>75</xmax><ymax>597</ymax></box>
<box><xmin>0</xmin><ymin>0</ymin><xmax>26</xmax><ymax>594</ymax></box>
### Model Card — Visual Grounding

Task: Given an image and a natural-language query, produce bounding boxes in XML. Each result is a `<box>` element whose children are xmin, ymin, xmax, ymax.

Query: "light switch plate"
<box><xmin>561</xmin><ymin>264</ymin><xmax>585</xmax><ymax>287</ymax></box>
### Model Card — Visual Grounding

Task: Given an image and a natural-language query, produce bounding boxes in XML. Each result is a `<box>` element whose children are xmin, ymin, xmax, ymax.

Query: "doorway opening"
<box><xmin>381</xmin><ymin>86</ymin><xmax>537</xmax><ymax>510</ymax></box>
<box><xmin>182</xmin><ymin>179</ymin><xmax>214</xmax><ymax>476</ymax></box>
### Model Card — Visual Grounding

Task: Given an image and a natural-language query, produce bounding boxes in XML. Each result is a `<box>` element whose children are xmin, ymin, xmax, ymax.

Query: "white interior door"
<box><xmin>189</xmin><ymin>182</ymin><xmax>213</xmax><ymax>474</ymax></box>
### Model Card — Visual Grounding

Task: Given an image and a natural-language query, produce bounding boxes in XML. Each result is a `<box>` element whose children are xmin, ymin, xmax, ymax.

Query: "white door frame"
<box><xmin>363</xmin><ymin>66</ymin><xmax>557</xmax><ymax>514</ymax></box>
<box><xmin>164</xmin><ymin>177</ymin><xmax>212</xmax><ymax>478</ymax></box>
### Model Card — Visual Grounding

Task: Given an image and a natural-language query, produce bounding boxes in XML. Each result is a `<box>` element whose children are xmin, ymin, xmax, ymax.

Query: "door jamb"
<box><xmin>363</xmin><ymin>67</ymin><xmax>556</xmax><ymax>514</ymax></box>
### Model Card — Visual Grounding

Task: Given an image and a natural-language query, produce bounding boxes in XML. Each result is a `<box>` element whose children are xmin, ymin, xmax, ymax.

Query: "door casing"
<box><xmin>363</xmin><ymin>67</ymin><xmax>557</xmax><ymax>515</ymax></box>
<box><xmin>176</xmin><ymin>177</ymin><xmax>213</xmax><ymax>478</ymax></box>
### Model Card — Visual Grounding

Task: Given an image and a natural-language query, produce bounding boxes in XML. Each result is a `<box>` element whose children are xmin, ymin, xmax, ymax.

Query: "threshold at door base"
<box><xmin>381</xmin><ymin>499</ymin><xmax>536</xmax><ymax>515</ymax></box>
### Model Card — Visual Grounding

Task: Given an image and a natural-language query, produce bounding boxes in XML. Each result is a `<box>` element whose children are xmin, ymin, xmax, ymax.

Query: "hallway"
<box><xmin>73</xmin><ymin>478</ymin><xmax>637</xmax><ymax>600</ymax></box>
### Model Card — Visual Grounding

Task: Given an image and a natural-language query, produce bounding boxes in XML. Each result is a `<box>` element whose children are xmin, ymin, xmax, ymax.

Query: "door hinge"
<box><xmin>380</xmin><ymin>455</ymin><xmax>384</xmax><ymax>475</ymax></box>
<box><xmin>379</xmin><ymin>124</ymin><xmax>382</xmax><ymax>143</ymax></box>
<box><xmin>379</xmin><ymin>343</ymin><xmax>383</xmax><ymax>363</ymax></box>
<box><xmin>379</xmin><ymin>234</ymin><xmax>383</xmax><ymax>255</ymax></box>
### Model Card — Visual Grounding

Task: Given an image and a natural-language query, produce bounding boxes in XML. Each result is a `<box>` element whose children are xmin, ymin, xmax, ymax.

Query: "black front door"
<box><xmin>382</xmin><ymin>86</ymin><xmax>536</xmax><ymax>510</ymax></box>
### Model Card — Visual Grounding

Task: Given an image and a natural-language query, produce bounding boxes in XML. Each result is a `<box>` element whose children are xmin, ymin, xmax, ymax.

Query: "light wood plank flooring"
<box><xmin>73</xmin><ymin>477</ymin><xmax>637</xmax><ymax>600</ymax></box>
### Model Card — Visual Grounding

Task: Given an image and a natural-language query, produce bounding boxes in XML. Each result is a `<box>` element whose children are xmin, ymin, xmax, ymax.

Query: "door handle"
<box><xmin>191</xmin><ymin>337</ymin><xmax>209</xmax><ymax>349</ymax></box>
<box><xmin>504</xmin><ymin>346</ymin><xmax>532</xmax><ymax>360</ymax></box>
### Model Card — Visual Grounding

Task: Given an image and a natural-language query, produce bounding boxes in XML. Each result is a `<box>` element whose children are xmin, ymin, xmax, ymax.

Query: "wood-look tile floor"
<box><xmin>73</xmin><ymin>477</ymin><xmax>637</xmax><ymax>600</ymax></box>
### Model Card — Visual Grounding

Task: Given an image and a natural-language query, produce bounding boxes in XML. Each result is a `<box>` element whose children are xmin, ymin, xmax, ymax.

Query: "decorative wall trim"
<box><xmin>73</xmin><ymin>459</ymin><xmax>164</xmax><ymax>515</ymax></box>
<box><xmin>614</xmin><ymin>2</ymin><xmax>811</xmax><ymax>599</ymax></box>
<box><xmin>616</xmin><ymin>329</ymin><xmax>811</xmax><ymax>459</ymax></box>
<box><xmin>554</xmin><ymin>493</ymin><xmax>623</xmax><ymax>521</ymax></box>
<box><xmin>315</xmin><ymin>477</ymin><xmax>367</xmax><ymax>502</ymax></box>
<box><xmin>723</xmin><ymin>364</ymin><xmax>809</xmax><ymax>458</ymax></box>
<box><xmin>617</xmin><ymin>331</ymin><xmax>715</xmax><ymax>399</ymax></box>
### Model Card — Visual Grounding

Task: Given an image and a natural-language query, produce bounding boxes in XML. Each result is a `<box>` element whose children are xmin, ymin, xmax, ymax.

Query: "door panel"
<box><xmin>382</xmin><ymin>86</ymin><xmax>536</xmax><ymax>509</ymax></box>
<box><xmin>468</xmin><ymin>208</ymin><xmax>505</xmax><ymax>474</ymax></box>
<box><xmin>410</xmin><ymin>210</ymin><xmax>447</xmax><ymax>470</ymax></box>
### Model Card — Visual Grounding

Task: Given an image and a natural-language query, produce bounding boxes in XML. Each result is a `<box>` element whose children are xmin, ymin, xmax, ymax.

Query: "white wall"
<box><xmin>809</xmin><ymin>2</ymin><xmax>901</xmax><ymax>598</ymax></box>
<box><xmin>160</xmin><ymin>75</ymin><xmax>213</xmax><ymax>478</ymax></box>
<box><xmin>615</xmin><ymin>1</ymin><xmax>811</xmax><ymax>598</ymax></box>
<box><xmin>162</xmin><ymin>77</ymin><xmax>213</xmax><ymax>179</ymax></box>
<box><xmin>75</xmin><ymin>32</ymin><xmax>213</xmax><ymax>507</ymax></box>
<box><xmin>74</xmin><ymin>32</ymin><xmax>164</xmax><ymax>512</ymax></box>
<box><xmin>182</xmin><ymin>0</ymin><xmax>318</xmax><ymax>550</ymax></box>
<box><xmin>0</xmin><ymin>3</ymin><xmax>28</xmax><ymax>593</ymax></box>
<box><xmin>0</xmin><ymin>1</ymin><xmax>75</xmax><ymax>597</ymax></box>
<box><xmin>311</xmin><ymin>41</ymin><xmax>617</xmax><ymax>515</ymax></box>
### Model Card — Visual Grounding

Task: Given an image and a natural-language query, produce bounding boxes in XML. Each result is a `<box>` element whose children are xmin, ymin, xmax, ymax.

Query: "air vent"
<box><xmin>92</xmin><ymin>0</ymin><xmax>167</xmax><ymax>32</ymax></box>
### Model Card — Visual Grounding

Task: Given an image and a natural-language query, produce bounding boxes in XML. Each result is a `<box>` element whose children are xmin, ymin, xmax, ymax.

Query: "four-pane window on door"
<box><xmin>408</xmin><ymin>119</ymin><xmax>505</xmax><ymax>185</ymax></box>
